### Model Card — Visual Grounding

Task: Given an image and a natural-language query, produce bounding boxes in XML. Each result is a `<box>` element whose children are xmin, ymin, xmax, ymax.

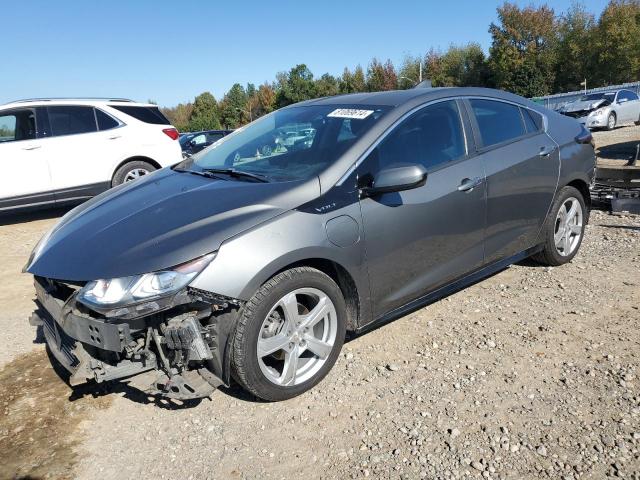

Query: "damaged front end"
<box><xmin>30</xmin><ymin>276</ymin><xmax>240</xmax><ymax>400</ymax></box>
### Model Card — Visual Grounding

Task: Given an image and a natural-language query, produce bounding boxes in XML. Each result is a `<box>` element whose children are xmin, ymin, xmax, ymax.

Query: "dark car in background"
<box><xmin>180</xmin><ymin>129</ymin><xmax>233</xmax><ymax>157</ymax></box>
<box><xmin>26</xmin><ymin>87</ymin><xmax>596</xmax><ymax>403</ymax></box>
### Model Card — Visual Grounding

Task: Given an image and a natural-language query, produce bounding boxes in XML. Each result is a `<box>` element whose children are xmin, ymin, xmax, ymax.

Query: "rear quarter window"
<box><xmin>469</xmin><ymin>99</ymin><xmax>526</xmax><ymax>148</ymax></box>
<box><xmin>108</xmin><ymin>105</ymin><xmax>170</xmax><ymax>125</ymax></box>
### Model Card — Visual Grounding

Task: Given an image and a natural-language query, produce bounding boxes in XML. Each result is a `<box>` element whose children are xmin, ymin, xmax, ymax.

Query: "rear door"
<box><xmin>0</xmin><ymin>108</ymin><xmax>53</xmax><ymax>209</ymax></box>
<box><xmin>359</xmin><ymin>99</ymin><xmax>486</xmax><ymax>318</ymax></box>
<box><xmin>465</xmin><ymin>98</ymin><xmax>559</xmax><ymax>264</ymax></box>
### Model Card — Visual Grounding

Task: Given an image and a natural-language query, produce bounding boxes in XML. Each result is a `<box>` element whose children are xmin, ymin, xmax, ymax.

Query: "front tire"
<box><xmin>532</xmin><ymin>186</ymin><xmax>587</xmax><ymax>266</ymax></box>
<box><xmin>231</xmin><ymin>267</ymin><xmax>346</xmax><ymax>401</ymax></box>
<box><xmin>606</xmin><ymin>112</ymin><xmax>616</xmax><ymax>131</ymax></box>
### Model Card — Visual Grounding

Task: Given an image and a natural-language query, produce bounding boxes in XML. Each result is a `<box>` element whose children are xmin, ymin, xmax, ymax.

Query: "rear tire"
<box><xmin>231</xmin><ymin>267</ymin><xmax>346</xmax><ymax>401</ymax></box>
<box><xmin>532</xmin><ymin>186</ymin><xmax>587</xmax><ymax>266</ymax></box>
<box><xmin>112</xmin><ymin>160</ymin><xmax>156</xmax><ymax>187</ymax></box>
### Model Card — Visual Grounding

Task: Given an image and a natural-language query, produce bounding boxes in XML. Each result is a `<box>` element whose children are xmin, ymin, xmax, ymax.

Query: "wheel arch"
<box><xmin>270</xmin><ymin>258</ymin><xmax>361</xmax><ymax>332</ymax></box>
<box><xmin>565</xmin><ymin>177</ymin><xmax>591</xmax><ymax>212</ymax></box>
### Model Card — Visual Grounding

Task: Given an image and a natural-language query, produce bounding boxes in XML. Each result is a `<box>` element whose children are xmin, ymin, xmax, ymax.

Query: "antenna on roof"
<box><xmin>413</xmin><ymin>80</ymin><xmax>433</xmax><ymax>89</ymax></box>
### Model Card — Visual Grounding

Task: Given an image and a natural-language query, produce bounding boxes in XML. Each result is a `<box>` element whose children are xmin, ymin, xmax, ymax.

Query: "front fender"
<box><xmin>190</xmin><ymin>207</ymin><xmax>372</xmax><ymax>325</ymax></box>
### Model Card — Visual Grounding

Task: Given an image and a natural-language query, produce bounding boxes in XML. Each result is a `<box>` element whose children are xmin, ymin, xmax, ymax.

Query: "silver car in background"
<box><xmin>558</xmin><ymin>89</ymin><xmax>640</xmax><ymax>130</ymax></box>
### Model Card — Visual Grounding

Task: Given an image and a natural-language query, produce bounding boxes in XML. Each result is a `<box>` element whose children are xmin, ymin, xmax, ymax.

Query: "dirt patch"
<box><xmin>0</xmin><ymin>349</ymin><xmax>112</xmax><ymax>480</ymax></box>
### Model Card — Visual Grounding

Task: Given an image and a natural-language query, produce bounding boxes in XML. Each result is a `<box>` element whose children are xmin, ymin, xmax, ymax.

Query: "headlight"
<box><xmin>591</xmin><ymin>108</ymin><xmax>606</xmax><ymax>116</ymax></box>
<box><xmin>77</xmin><ymin>253</ymin><xmax>215</xmax><ymax>311</ymax></box>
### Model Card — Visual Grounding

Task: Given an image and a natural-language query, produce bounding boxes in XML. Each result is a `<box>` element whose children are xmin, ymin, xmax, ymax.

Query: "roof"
<box><xmin>0</xmin><ymin>98</ymin><xmax>156</xmax><ymax>109</ymax></box>
<box><xmin>295</xmin><ymin>87</ymin><xmax>532</xmax><ymax>108</ymax></box>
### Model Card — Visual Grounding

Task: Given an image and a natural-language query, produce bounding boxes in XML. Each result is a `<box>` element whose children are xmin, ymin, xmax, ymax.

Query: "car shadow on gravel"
<box><xmin>599</xmin><ymin>223</ymin><xmax>640</xmax><ymax>231</ymax></box>
<box><xmin>597</xmin><ymin>139</ymin><xmax>640</xmax><ymax>162</ymax></box>
<box><xmin>0</xmin><ymin>205</ymin><xmax>75</xmax><ymax>226</ymax></box>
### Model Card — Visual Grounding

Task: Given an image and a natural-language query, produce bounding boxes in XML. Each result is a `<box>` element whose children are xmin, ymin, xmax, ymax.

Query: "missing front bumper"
<box><xmin>32</xmin><ymin>278</ymin><xmax>234</xmax><ymax>400</ymax></box>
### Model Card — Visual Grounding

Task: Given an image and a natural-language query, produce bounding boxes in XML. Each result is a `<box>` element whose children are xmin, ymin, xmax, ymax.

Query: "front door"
<box><xmin>358</xmin><ymin>100</ymin><xmax>486</xmax><ymax>319</ymax></box>
<box><xmin>0</xmin><ymin>108</ymin><xmax>52</xmax><ymax>209</ymax></box>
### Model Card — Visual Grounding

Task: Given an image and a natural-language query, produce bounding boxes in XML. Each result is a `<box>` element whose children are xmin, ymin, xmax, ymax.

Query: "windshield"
<box><xmin>175</xmin><ymin>105</ymin><xmax>390</xmax><ymax>182</ymax></box>
<box><xmin>580</xmin><ymin>92</ymin><xmax>615</xmax><ymax>102</ymax></box>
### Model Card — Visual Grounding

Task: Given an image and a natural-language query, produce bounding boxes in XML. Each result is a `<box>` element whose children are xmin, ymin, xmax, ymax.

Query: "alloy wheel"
<box><xmin>554</xmin><ymin>196</ymin><xmax>583</xmax><ymax>256</ymax></box>
<box><xmin>124</xmin><ymin>168</ymin><xmax>149</xmax><ymax>182</ymax></box>
<box><xmin>257</xmin><ymin>287</ymin><xmax>338</xmax><ymax>386</ymax></box>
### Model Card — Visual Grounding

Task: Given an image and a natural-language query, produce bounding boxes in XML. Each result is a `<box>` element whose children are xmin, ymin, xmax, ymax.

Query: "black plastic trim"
<box><xmin>356</xmin><ymin>244</ymin><xmax>543</xmax><ymax>334</ymax></box>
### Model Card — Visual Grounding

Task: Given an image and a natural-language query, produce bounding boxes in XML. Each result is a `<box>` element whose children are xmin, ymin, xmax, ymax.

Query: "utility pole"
<box><xmin>419</xmin><ymin>62</ymin><xmax>423</xmax><ymax>83</ymax></box>
<box><xmin>580</xmin><ymin>79</ymin><xmax>587</xmax><ymax>94</ymax></box>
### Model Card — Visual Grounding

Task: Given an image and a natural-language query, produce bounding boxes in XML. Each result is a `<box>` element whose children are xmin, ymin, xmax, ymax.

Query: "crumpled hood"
<box><xmin>562</xmin><ymin>99</ymin><xmax>607</xmax><ymax>112</ymax></box>
<box><xmin>27</xmin><ymin>168</ymin><xmax>319</xmax><ymax>281</ymax></box>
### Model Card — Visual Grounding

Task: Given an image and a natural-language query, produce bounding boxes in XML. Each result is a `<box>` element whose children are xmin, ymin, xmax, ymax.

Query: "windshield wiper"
<box><xmin>202</xmin><ymin>168</ymin><xmax>269</xmax><ymax>183</ymax></box>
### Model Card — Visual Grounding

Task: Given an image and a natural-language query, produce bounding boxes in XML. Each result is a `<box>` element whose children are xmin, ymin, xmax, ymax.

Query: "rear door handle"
<box><xmin>22</xmin><ymin>145</ymin><xmax>41</xmax><ymax>151</ymax></box>
<box><xmin>108</xmin><ymin>135</ymin><xmax>121</xmax><ymax>140</ymax></box>
<box><xmin>457</xmin><ymin>177</ymin><xmax>483</xmax><ymax>192</ymax></box>
<box><xmin>539</xmin><ymin>146</ymin><xmax>555</xmax><ymax>157</ymax></box>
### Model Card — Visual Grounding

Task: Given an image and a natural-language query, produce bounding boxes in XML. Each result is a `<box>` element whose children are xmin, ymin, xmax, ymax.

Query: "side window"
<box><xmin>206</xmin><ymin>132</ymin><xmax>224</xmax><ymax>144</ymax></box>
<box><xmin>0</xmin><ymin>109</ymin><xmax>36</xmax><ymax>142</ymax></box>
<box><xmin>521</xmin><ymin>108</ymin><xmax>543</xmax><ymax>133</ymax></box>
<box><xmin>192</xmin><ymin>134</ymin><xmax>206</xmax><ymax>145</ymax></box>
<box><xmin>470</xmin><ymin>99</ymin><xmax>526</xmax><ymax>147</ymax></box>
<box><xmin>0</xmin><ymin>114</ymin><xmax>17</xmax><ymax>142</ymax></box>
<box><xmin>618</xmin><ymin>90</ymin><xmax>638</xmax><ymax>102</ymax></box>
<box><xmin>373</xmin><ymin>100</ymin><xmax>466</xmax><ymax>172</ymax></box>
<box><xmin>47</xmin><ymin>106</ymin><xmax>97</xmax><ymax>137</ymax></box>
<box><xmin>95</xmin><ymin>109</ymin><xmax>120</xmax><ymax>131</ymax></box>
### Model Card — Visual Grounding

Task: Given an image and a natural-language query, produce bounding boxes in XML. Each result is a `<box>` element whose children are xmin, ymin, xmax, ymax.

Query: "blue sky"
<box><xmin>2</xmin><ymin>0</ymin><xmax>610</xmax><ymax>107</ymax></box>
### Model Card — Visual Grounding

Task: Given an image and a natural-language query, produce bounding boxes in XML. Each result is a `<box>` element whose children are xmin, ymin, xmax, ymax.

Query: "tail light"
<box><xmin>162</xmin><ymin>128</ymin><xmax>179</xmax><ymax>140</ymax></box>
<box><xmin>575</xmin><ymin>126</ymin><xmax>594</xmax><ymax>148</ymax></box>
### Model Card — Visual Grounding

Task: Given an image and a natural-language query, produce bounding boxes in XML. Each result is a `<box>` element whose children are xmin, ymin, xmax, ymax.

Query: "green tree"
<box><xmin>276</xmin><ymin>64</ymin><xmax>317</xmax><ymax>107</ymax></box>
<box><xmin>219</xmin><ymin>83</ymin><xmax>249</xmax><ymax>128</ymax></box>
<box><xmin>592</xmin><ymin>0</ymin><xmax>640</xmax><ymax>85</ymax></box>
<box><xmin>554</xmin><ymin>2</ymin><xmax>596</xmax><ymax>91</ymax></box>
<box><xmin>398</xmin><ymin>55</ymin><xmax>422</xmax><ymax>89</ymax></box>
<box><xmin>315</xmin><ymin>73</ymin><xmax>340</xmax><ymax>97</ymax></box>
<box><xmin>352</xmin><ymin>65</ymin><xmax>367</xmax><ymax>92</ymax></box>
<box><xmin>488</xmin><ymin>2</ymin><xmax>558</xmax><ymax>96</ymax></box>
<box><xmin>188</xmin><ymin>92</ymin><xmax>221</xmax><ymax>131</ymax></box>
<box><xmin>425</xmin><ymin>44</ymin><xmax>489</xmax><ymax>87</ymax></box>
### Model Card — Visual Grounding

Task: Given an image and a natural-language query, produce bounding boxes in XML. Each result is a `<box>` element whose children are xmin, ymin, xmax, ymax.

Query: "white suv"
<box><xmin>0</xmin><ymin>98</ymin><xmax>182</xmax><ymax>211</ymax></box>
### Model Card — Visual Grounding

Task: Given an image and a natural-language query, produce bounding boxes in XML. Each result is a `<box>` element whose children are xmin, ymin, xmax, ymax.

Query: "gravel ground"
<box><xmin>0</xmin><ymin>127</ymin><xmax>639</xmax><ymax>480</ymax></box>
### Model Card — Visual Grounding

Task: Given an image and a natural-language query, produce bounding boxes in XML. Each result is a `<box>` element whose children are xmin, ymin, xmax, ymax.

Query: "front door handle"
<box><xmin>108</xmin><ymin>135</ymin><xmax>121</xmax><ymax>140</ymax></box>
<box><xmin>22</xmin><ymin>145</ymin><xmax>41</xmax><ymax>151</ymax></box>
<box><xmin>457</xmin><ymin>177</ymin><xmax>483</xmax><ymax>192</ymax></box>
<box><xmin>539</xmin><ymin>146</ymin><xmax>555</xmax><ymax>157</ymax></box>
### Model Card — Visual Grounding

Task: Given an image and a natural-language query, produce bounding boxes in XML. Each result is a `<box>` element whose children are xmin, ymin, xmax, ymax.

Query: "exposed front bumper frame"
<box><xmin>31</xmin><ymin>278</ymin><xmax>234</xmax><ymax>400</ymax></box>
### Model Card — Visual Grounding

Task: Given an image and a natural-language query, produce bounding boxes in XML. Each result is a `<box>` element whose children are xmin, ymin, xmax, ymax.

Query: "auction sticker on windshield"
<box><xmin>327</xmin><ymin>108</ymin><xmax>374</xmax><ymax>119</ymax></box>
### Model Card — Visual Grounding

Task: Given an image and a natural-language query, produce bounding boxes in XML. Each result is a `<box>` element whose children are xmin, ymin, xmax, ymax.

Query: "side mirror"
<box><xmin>618</xmin><ymin>98</ymin><xmax>628</xmax><ymax>104</ymax></box>
<box><xmin>361</xmin><ymin>164</ymin><xmax>428</xmax><ymax>198</ymax></box>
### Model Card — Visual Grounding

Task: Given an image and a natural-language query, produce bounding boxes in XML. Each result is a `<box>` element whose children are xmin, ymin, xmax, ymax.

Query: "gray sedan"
<box><xmin>559</xmin><ymin>89</ymin><xmax>640</xmax><ymax>130</ymax></box>
<box><xmin>26</xmin><ymin>87</ymin><xmax>596</xmax><ymax>402</ymax></box>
